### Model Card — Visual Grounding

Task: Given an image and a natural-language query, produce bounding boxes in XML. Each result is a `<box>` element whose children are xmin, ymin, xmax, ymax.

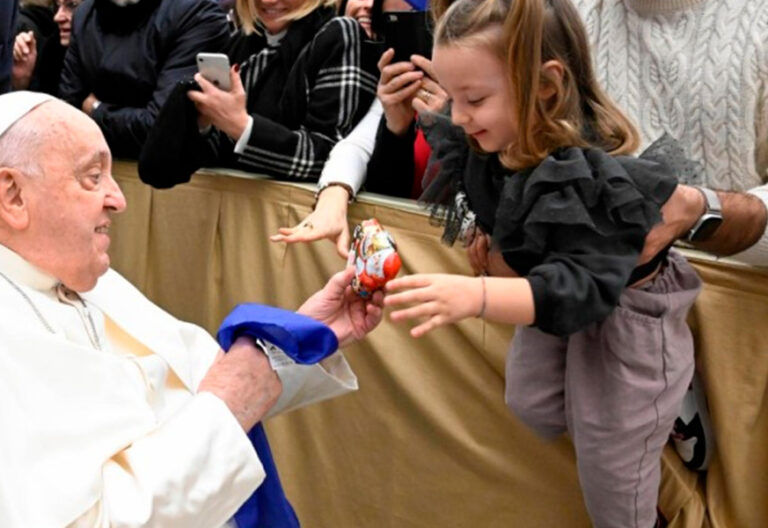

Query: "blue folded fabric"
<box><xmin>216</xmin><ymin>303</ymin><xmax>339</xmax><ymax>528</ymax></box>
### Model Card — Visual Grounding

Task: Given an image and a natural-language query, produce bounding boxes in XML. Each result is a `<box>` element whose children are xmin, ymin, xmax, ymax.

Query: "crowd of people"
<box><xmin>1</xmin><ymin>0</ymin><xmax>767</xmax><ymax>526</ymax></box>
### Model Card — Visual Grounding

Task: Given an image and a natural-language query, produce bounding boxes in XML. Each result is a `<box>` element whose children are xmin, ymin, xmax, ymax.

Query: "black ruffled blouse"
<box><xmin>420</xmin><ymin>114</ymin><xmax>697</xmax><ymax>336</ymax></box>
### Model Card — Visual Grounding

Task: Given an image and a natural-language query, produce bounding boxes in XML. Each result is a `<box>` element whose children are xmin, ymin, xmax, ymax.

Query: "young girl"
<box><xmin>385</xmin><ymin>0</ymin><xmax>702</xmax><ymax>526</ymax></box>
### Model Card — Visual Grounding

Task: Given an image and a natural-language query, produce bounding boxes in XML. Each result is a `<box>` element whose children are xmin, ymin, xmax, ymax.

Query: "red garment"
<box><xmin>411</xmin><ymin>126</ymin><xmax>432</xmax><ymax>199</ymax></box>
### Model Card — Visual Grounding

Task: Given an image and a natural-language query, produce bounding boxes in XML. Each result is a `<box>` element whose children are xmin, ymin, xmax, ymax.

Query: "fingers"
<box><xmin>335</xmin><ymin>225</ymin><xmax>351</xmax><ymax>259</ymax></box>
<box><xmin>377</xmin><ymin>48</ymin><xmax>395</xmax><ymax>72</ymax></box>
<box><xmin>379</xmin><ymin>70</ymin><xmax>424</xmax><ymax>99</ymax></box>
<box><xmin>410</xmin><ymin>55</ymin><xmax>437</xmax><ymax>80</ymax></box>
<box><xmin>13</xmin><ymin>32</ymin><xmax>34</xmax><ymax>60</ymax></box>
<box><xmin>385</xmin><ymin>274</ymin><xmax>434</xmax><ymax>293</ymax></box>
<box><xmin>230</xmin><ymin>64</ymin><xmax>244</xmax><ymax>93</ymax></box>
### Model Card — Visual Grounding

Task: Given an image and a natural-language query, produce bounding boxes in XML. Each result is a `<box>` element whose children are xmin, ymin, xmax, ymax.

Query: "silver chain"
<box><xmin>0</xmin><ymin>270</ymin><xmax>55</xmax><ymax>333</ymax></box>
<box><xmin>0</xmin><ymin>270</ymin><xmax>103</xmax><ymax>350</ymax></box>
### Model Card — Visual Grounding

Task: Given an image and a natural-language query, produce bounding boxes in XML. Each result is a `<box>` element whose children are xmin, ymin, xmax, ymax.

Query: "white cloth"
<box><xmin>317</xmin><ymin>98</ymin><xmax>383</xmax><ymax>197</ymax></box>
<box><xmin>574</xmin><ymin>0</ymin><xmax>768</xmax><ymax>266</ymax></box>
<box><xmin>0</xmin><ymin>91</ymin><xmax>54</xmax><ymax>138</ymax></box>
<box><xmin>0</xmin><ymin>243</ymin><xmax>357</xmax><ymax>527</ymax></box>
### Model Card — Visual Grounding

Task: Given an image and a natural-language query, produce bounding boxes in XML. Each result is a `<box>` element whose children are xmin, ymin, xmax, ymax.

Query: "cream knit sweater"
<box><xmin>574</xmin><ymin>0</ymin><xmax>768</xmax><ymax>265</ymax></box>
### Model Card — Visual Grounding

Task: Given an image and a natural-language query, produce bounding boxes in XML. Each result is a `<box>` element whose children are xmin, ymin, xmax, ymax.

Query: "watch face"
<box><xmin>690</xmin><ymin>215</ymin><xmax>723</xmax><ymax>242</ymax></box>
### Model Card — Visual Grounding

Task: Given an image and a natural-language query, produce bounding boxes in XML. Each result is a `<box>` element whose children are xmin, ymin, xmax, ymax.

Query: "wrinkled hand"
<box><xmin>198</xmin><ymin>337</ymin><xmax>283</xmax><ymax>431</ymax></box>
<box><xmin>188</xmin><ymin>66</ymin><xmax>249</xmax><ymax>140</ymax></box>
<box><xmin>639</xmin><ymin>184</ymin><xmax>704</xmax><ymax>264</ymax></box>
<box><xmin>270</xmin><ymin>185</ymin><xmax>352</xmax><ymax>259</ymax></box>
<box><xmin>298</xmin><ymin>267</ymin><xmax>384</xmax><ymax>347</ymax></box>
<box><xmin>385</xmin><ymin>273</ymin><xmax>482</xmax><ymax>338</ymax></box>
<box><xmin>377</xmin><ymin>48</ymin><xmax>423</xmax><ymax>136</ymax></box>
<box><xmin>409</xmin><ymin>55</ymin><xmax>449</xmax><ymax>116</ymax></box>
<box><xmin>12</xmin><ymin>31</ymin><xmax>36</xmax><ymax>90</ymax></box>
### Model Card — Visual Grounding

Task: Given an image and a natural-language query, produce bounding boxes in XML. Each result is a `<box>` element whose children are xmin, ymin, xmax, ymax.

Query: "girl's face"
<box><xmin>254</xmin><ymin>0</ymin><xmax>303</xmax><ymax>34</ymax></box>
<box><xmin>433</xmin><ymin>42</ymin><xmax>517</xmax><ymax>154</ymax></box>
<box><xmin>344</xmin><ymin>0</ymin><xmax>374</xmax><ymax>38</ymax></box>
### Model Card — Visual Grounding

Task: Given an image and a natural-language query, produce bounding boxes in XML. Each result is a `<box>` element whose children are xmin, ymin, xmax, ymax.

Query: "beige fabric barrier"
<box><xmin>111</xmin><ymin>162</ymin><xmax>768</xmax><ymax>527</ymax></box>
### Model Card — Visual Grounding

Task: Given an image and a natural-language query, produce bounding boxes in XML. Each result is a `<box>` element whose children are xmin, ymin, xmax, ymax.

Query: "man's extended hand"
<box><xmin>298</xmin><ymin>267</ymin><xmax>384</xmax><ymax>347</ymax></box>
<box><xmin>198</xmin><ymin>336</ymin><xmax>282</xmax><ymax>431</ymax></box>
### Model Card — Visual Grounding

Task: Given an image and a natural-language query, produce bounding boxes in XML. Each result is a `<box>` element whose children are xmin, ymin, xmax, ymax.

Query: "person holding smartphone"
<box><xmin>272</xmin><ymin>0</ymin><xmax>449</xmax><ymax>257</ymax></box>
<box><xmin>165</xmin><ymin>0</ymin><xmax>380</xmax><ymax>188</ymax></box>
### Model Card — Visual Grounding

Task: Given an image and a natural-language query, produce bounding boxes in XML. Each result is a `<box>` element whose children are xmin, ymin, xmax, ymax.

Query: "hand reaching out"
<box><xmin>385</xmin><ymin>273</ymin><xmax>483</xmax><ymax>338</ymax></box>
<box><xmin>270</xmin><ymin>185</ymin><xmax>352</xmax><ymax>259</ymax></box>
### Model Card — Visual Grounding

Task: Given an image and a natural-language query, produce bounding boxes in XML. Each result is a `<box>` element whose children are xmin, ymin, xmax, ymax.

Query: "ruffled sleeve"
<box><xmin>494</xmin><ymin>146</ymin><xmax>678</xmax><ymax>336</ymax></box>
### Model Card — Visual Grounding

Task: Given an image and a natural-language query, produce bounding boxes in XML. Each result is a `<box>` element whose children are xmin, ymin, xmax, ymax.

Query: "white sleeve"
<box><xmin>258</xmin><ymin>340</ymin><xmax>358</xmax><ymax>419</ymax></box>
<box><xmin>317</xmin><ymin>99</ymin><xmax>384</xmax><ymax>196</ymax></box>
<box><xmin>731</xmin><ymin>183</ymin><xmax>768</xmax><ymax>266</ymax></box>
<box><xmin>233</xmin><ymin>116</ymin><xmax>255</xmax><ymax>155</ymax></box>
<box><xmin>69</xmin><ymin>393</ymin><xmax>264</xmax><ymax>528</ymax></box>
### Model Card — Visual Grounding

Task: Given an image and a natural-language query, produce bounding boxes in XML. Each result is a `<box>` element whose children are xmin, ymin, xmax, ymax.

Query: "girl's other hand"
<box><xmin>466</xmin><ymin>228</ymin><xmax>519</xmax><ymax>277</ymax></box>
<box><xmin>385</xmin><ymin>273</ymin><xmax>483</xmax><ymax>338</ymax></box>
<box><xmin>270</xmin><ymin>185</ymin><xmax>352</xmax><ymax>259</ymax></box>
<box><xmin>377</xmin><ymin>48</ymin><xmax>424</xmax><ymax>136</ymax></box>
<box><xmin>188</xmin><ymin>65</ymin><xmax>249</xmax><ymax>140</ymax></box>
<box><xmin>409</xmin><ymin>55</ymin><xmax>449</xmax><ymax>115</ymax></box>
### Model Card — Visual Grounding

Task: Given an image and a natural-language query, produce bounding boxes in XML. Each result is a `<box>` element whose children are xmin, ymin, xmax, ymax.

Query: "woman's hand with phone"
<box><xmin>188</xmin><ymin>65</ymin><xmax>249</xmax><ymax>140</ymax></box>
<box><xmin>409</xmin><ymin>55</ymin><xmax>449</xmax><ymax>116</ymax></box>
<box><xmin>377</xmin><ymin>48</ymin><xmax>424</xmax><ymax>136</ymax></box>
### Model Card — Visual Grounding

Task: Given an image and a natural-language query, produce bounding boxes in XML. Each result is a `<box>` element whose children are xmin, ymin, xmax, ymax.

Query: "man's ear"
<box><xmin>0</xmin><ymin>167</ymin><xmax>30</xmax><ymax>230</ymax></box>
<box><xmin>538</xmin><ymin>60</ymin><xmax>565</xmax><ymax>101</ymax></box>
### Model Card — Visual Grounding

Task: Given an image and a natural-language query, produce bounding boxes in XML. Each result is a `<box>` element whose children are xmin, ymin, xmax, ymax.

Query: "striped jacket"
<box><xmin>206</xmin><ymin>7</ymin><xmax>380</xmax><ymax>181</ymax></box>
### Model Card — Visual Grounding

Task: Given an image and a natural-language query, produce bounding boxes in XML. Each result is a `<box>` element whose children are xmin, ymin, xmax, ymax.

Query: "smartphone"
<box><xmin>196</xmin><ymin>52</ymin><xmax>232</xmax><ymax>91</ymax></box>
<box><xmin>381</xmin><ymin>11</ymin><xmax>433</xmax><ymax>64</ymax></box>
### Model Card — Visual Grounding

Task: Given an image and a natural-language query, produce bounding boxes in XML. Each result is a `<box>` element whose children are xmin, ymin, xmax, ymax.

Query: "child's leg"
<box><xmin>505</xmin><ymin>326</ymin><xmax>568</xmax><ymax>439</ymax></box>
<box><xmin>564</xmin><ymin>251</ymin><xmax>701</xmax><ymax>528</ymax></box>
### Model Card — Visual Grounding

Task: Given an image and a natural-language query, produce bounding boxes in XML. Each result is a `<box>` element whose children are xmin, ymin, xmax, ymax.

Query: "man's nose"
<box><xmin>104</xmin><ymin>174</ymin><xmax>127</xmax><ymax>213</ymax></box>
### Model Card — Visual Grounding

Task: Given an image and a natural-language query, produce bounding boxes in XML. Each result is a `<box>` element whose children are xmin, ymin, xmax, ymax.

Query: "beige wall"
<box><xmin>111</xmin><ymin>162</ymin><xmax>768</xmax><ymax>527</ymax></box>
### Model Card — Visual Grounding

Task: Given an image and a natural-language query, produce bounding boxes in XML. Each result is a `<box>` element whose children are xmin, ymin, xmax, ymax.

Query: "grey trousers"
<box><xmin>505</xmin><ymin>251</ymin><xmax>701</xmax><ymax>528</ymax></box>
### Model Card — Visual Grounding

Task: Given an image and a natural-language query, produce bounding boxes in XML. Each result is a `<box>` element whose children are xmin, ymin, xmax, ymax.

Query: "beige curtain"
<box><xmin>111</xmin><ymin>162</ymin><xmax>768</xmax><ymax>527</ymax></box>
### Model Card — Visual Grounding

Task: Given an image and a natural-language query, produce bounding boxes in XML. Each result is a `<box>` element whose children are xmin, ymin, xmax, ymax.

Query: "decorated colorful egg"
<box><xmin>347</xmin><ymin>218</ymin><xmax>402</xmax><ymax>297</ymax></box>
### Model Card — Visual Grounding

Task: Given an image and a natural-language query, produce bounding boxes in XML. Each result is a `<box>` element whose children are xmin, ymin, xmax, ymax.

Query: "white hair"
<box><xmin>0</xmin><ymin>115</ymin><xmax>47</xmax><ymax>177</ymax></box>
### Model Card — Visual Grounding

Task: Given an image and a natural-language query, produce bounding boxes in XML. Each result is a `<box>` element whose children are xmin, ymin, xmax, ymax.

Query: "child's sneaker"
<box><xmin>670</xmin><ymin>372</ymin><xmax>714</xmax><ymax>471</ymax></box>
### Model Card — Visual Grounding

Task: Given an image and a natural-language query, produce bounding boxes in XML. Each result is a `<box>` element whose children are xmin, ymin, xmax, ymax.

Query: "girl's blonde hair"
<box><xmin>435</xmin><ymin>0</ymin><xmax>639</xmax><ymax>170</ymax></box>
<box><xmin>236</xmin><ymin>0</ymin><xmax>337</xmax><ymax>35</ymax></box>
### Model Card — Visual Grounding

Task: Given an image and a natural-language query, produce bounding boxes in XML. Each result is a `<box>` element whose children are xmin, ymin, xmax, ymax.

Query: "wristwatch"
<box><xmin>686</xmin><ymin>187</ymin><xmax>723</xmax><ymax>242</ymax></box>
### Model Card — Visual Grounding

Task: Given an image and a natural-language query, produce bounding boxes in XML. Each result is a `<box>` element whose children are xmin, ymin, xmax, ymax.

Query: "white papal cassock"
<box><xmin>0</xmin><ymin>243</ymin><xmax>357</xmax><ymax>527</ymax></box>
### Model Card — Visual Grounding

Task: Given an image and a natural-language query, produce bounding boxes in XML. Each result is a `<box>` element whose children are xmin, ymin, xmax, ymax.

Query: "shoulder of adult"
<box><xmin>312</xmin><ymin>14</ymin><xmax>369</xmax><ymax>50</ymax></box>
<box><xmin>157</xmin><ymin>0</ymin><xmax>228</xmax><ymax>30</ymax></box>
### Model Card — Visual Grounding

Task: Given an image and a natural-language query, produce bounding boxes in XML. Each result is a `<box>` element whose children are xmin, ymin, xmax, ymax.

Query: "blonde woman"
<box><xmin>185</xmin><ymin>0</ymin><xmax>380</xmax><ymax>181</ymax></box>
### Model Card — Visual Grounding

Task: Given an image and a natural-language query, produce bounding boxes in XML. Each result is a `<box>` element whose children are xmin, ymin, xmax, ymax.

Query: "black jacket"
<box><xmin>0</xmin><ymin>0</ymin><xmax>18</xmax><ymax>94</ymax></box>
<box><xmin>60</xmin><ymin>0</ymin><xmax>229</xmax><ymax>158</ymax></box>
<box><xmin>140</xmin><ymin>9</ymin><xmax>379</xmax><ymax>186</ymax></box>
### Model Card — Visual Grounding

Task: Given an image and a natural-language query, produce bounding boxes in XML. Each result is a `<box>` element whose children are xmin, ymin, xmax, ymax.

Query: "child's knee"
<box><xmin>505</xmin><ymin>385</ymin><xmax>566</xmax><ymax>439</ymax></box>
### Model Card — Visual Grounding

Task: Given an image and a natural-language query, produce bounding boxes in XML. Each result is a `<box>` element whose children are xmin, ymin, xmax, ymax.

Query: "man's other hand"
<box><xmin>198</xmin><ymin>336</ymin><xmax>282</xmax><ymax>431</ymax></box>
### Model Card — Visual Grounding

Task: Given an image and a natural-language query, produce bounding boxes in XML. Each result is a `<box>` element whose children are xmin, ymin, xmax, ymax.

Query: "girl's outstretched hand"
<box><xmin>385</xmin><ymin>273</ymin><xmax>483</xmax><ymax>338</ymax></box>
<box><xmin>270</xmin><ymin>185</ymin><xmax>352</xmax><ymax>259</ymax></box>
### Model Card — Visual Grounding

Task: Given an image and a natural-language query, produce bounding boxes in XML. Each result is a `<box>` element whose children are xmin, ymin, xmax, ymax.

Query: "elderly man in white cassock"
<box><xmin>0</xmin><ymin>91</ymin><xmax>384</xmax><ymax>527</ymax></box>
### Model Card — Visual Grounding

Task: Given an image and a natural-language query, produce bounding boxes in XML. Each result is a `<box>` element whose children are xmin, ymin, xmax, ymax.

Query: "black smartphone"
<box><xmin>381</xmin><ymin>11</ymin><xmax>433</xmax><ymax>64</ymax></box>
